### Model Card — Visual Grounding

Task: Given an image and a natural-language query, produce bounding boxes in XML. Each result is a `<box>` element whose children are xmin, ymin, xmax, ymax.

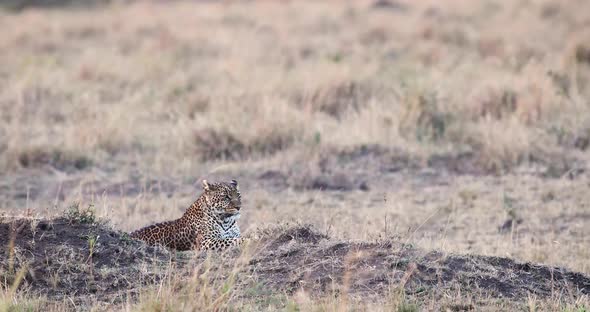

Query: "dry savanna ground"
<box><xmin>1</xmin><ymin>0</ymin><xmax>590</xmax><ymax>311</ymax></box>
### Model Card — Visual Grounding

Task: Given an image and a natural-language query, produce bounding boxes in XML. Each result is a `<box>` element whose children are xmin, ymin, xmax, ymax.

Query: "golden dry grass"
<box><xmin>1</xmin><ymin>0</ymin><xmax>590</xmax><ymax>310</ymax></box>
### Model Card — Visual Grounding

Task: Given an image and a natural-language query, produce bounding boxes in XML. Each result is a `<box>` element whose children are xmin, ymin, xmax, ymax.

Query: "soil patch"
<box><xmin>0</xmin><ymin>217</ymin><xmax>172</xmax><ymax>305</ymax></box>
<box><xmin>250</xmin><ymin>225</ymin><xmax>590</xmax><ymax>302</ymax></box>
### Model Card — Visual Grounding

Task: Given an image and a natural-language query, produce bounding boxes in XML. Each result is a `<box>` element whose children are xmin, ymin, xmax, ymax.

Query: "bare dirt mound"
<box><xmin>250</xmin><ymin>225</ymin><xmax>590</xmax><ymax>304</ymax></box>
<box><xmin>0</xmin><ymin>217</ymin><xmax>172</xmax><ymax>305</ymax></box>
<box><xmin>1</xmin><ymin>218</ymin><xmax>588</xmax><ymax>308</ymax></box>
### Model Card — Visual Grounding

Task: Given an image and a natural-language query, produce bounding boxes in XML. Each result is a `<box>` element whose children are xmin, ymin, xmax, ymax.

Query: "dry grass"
<box><xmin>1</xmin><ymin>0</ymin><xmax>589</xmax><ymax>174</ymax></box>
<box><xmin>1</xmin><ymin>0</ymin><xmax>590</xmax><ymax>310</ymax></box>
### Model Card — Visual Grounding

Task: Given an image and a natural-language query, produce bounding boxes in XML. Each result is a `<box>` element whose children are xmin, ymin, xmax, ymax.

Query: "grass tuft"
<box><xmin>64</xmin><ymin>203</ymin><xmax>97</xmax><ymax>225</ymax></box>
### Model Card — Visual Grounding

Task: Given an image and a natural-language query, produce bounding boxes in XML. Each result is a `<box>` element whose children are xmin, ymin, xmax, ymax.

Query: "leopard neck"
<box><xmin>180</xmin><ymin>193</ymin><xmax>209</xmax><ymax>220</ymax></box>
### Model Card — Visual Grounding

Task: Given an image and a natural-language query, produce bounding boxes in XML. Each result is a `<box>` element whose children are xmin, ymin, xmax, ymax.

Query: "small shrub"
<box><xmin>248</xmin><ymin>129</ymin><xmax>294</xmax><ymax>156</ymax></box>
<box><xmin>575</xmin><ymin>44</ymin><xmax>590</xmax><ymax>65</ymax></box>
<box><xmin>18</xmin><ymin>147</ymin><xmax>92</xmax><ymax>171</ymax></box>
<box><xmin>295</xmin><ymin>80</ymin><xmax>372</xmax><ymax>119</ymax></box>
<box><xmin>86</xmin><ymin>234</ymin><xmax>99</xmax><ymax>262</ymax></box>
<box><xmin>64</xmin><ymin>203</ymin><xmax>96</xmax><ymax>225</ymax></box>
<box><xmin>397</xmin><ymin>303</ymin><xmax>419</xmax><ymax>312</ymax></box>
<box><xmin>193</xmin><ymin>129</ymin><xmax>245</xmax><ymax>161</ymax></box>
<box><xmin>469</xmin><ymin>87</ymin><xmax>518</xmax><ymax>120</ymax></box>
<box><xmin>193</xmin><ymin>128</ymin><xmax>294</xmax><ymax>161</ymax></box>
<box><xmin>549</xmin><ymin>124</ymin><xmax>590</xmax><ymax>151</ymax></box>
<box><xmin>399</xmin><ymin>91</ymin><xmax>451</xmax><ymax>142</ymax></box>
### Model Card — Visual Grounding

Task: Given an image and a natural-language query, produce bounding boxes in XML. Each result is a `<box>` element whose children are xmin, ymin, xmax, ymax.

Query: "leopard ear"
<box><xmin>230</xmin><ymin>179</ymin><xmax>238</xmax><ymax>189</ymax></box>
<box><xmin>202</xmin><ymin>180</ymin><xmax>211</xmax><ymax>191</ymax></box>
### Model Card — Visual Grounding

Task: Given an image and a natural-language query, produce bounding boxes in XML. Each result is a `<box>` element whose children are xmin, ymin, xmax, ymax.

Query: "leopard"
<box><xmin>129</xmin><ymin>179</ymin><xmax>243</xmax><ymax>251</ymax></box>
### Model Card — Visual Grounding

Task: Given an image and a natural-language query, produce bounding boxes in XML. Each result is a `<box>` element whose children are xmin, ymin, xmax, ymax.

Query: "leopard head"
<box><xmin>201</xmin><ymin>179</ymin><xmax>242</xmax><ymax>220</ymax></box>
